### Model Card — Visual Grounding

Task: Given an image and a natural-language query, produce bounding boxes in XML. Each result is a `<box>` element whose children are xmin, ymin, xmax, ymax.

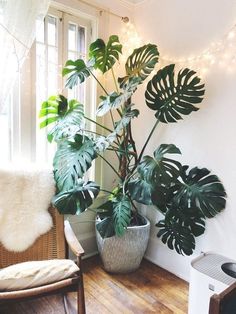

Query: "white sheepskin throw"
<box><xmin>0</xmin><ymin>164</ymin><xmax>55</xmax><ymax>252</ymax></box>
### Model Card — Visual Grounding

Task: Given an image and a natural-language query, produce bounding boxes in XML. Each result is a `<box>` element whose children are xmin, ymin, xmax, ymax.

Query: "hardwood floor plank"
<box><xmin>0</xmin><ymin>256</ymin><xmax>188</xmax><ymax>314</ymax></box>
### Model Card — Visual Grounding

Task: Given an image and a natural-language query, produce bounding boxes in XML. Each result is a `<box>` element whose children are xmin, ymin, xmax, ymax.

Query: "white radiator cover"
<box><xmin>188</xmin><ymin>252</ymin><xmax>236</xmax><ymax>314</ymax></box>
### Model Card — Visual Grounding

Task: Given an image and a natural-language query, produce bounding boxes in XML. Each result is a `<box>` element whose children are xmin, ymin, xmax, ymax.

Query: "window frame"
<box><xmin>7</xmin><ymin>5</ymin><xmax>97</xmax><ymax>164</ymax></box>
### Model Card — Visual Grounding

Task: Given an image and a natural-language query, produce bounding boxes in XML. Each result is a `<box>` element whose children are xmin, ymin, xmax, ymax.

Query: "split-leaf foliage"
<box><xmin>39</xmin><ymin>35</ymin><xmax>226</xmax><ymax>256</ymax></box>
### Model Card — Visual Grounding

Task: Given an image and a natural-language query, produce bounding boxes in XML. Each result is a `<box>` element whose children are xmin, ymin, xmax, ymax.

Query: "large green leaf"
<box><xmin>138</xmin><ymin>144</ymin><xmax>182</xmax><ymax>185</ymax></box>
<box><xmin>96</xmin><ymin>77</ymin><xmax>140</xmax><ymax>116</ymax></box>
<box><xmin>156</xmin><ymin>218</ymin><xmax>195</xmax><ymax>256</ymax></box>
<box><xmin>89</xmin><ymin>35</ymin><xmax>122</xmax><ymax>74</ymax></box>
<box><xmin>53</xmin><ymin>135</ymin><xmax>97</xmax><ymax>191</ymax></box>
<box><xmin>62</xmin><ymin>58</ymin><xmax>94</xmax><ymax>89</ymax></box>
<box><xmin>112</xmin><ymin>195</ymin><xmax>131</xmax><ymax>236</ymax></box>
<box><xmin>119</xmin><ymin>44</ymin><xmax>159</xmax><ymax>85</ymax></box>
<box><xmin>39</xmin><ymin>95</ymin><xmax>66</xmax><ymax>128</ymax></box>
<box><xmin>39</xmin><ymin>95</ymin><xmax>84</xmax><ymax>143</ymax></box>
<box><xmin>145</xmin><ymin>64</ymin><xmax>205</xmax><ymax>123</ymax></box>
<box><xmin>96</xmin><ymin>217</ymin><xmax>115</xmax><ymax>238</ymax></box>
<box><xmin>175</xmin><ymin>166</ymin><xmax>226</xmax><ymax>218</ymax></box>
<box><xmin>53</xmin><ymin>180</ymin><xmax>100</xmax><ymax>215</ymax></box>
<box><xmin>156</xmin><ymin>205</ymin><xmax>205</xmax><ymax>255</ymax></box>
<box><xmin>128</xmin><ymin>177</ymin><xmax>154</xmax><ymax>205</ymax></box>
<box><xmin>48</xmin><ymin>100</ymin><xmax>84</xmax><ymax>143</ymax></box>
<box><xmin>96</xmin><ymin>201</ymin><xmax>115</xmax><ymax>238</ymax></box>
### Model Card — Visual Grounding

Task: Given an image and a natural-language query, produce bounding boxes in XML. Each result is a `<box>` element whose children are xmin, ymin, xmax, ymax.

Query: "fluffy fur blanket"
<box><xmin>0</xmin><ymin>164</ymin><xmax>55</xmax><ymax>252</ymax></box>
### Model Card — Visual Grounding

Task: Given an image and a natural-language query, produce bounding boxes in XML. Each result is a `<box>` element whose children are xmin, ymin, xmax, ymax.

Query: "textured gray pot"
<box><xmin>95</xmin><ymin>216</ymin><xmax>150</xmax><ymax>273</ymax></box>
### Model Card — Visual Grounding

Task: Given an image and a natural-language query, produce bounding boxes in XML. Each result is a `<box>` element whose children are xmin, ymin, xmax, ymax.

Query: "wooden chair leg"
<box><xmin>63</xmin><ymin>294</ymin><xmax>69</xmax><ymax>314</ymax></box>
<box><xmin>78</xmin><ymin>274</ymin><xmax>85</xmax><ymax>314</ymax></box>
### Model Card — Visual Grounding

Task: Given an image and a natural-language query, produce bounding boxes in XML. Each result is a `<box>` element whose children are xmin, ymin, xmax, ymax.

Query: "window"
<box><xmin>0</xmin><ymin>6</ymin><xmax>94</xmax><ymax>163</ymax></box>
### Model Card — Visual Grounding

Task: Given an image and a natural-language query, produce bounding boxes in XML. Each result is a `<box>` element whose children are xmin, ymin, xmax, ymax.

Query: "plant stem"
<box><xmin>122</xmin><ymin>170</ymin><xmax>137</xmax><ymax>195</ymax></box>
<box><xmin>107</xmin><ymin>147</ymin><xmax>137</xmax><ymax>157</ymax></box>
<box><xmin>97</xmin><ymin>153</ymin><xmax>122</xmax><ymax>179</ymax></box>
<box><xmin>89</xmin><ymin>70</ymin><xmax>109</xmax><ymax>95</ymax></box>
<box><xmin>83</xmin><ymin>129</ymin><xmax>103</xmax><ymax>137</ymax></box>
<box><xmin>138</xmin><ymin>119</ymin><xmax>159</xmax><ymax>163</ymax></box>
<box><xmin>128</xmin><ymin>122</ymin><xmax>138</xmax><ymax>164</ymax></box>
<box><xmin>111</xmin><ymin>67</ymin><xmax>119</xmax><ymax>93</ymax></box>
<box><xmin>127</xmin><ymin>119</ymin><xmax>159</xmax><ymax>179</ymax></box>
<box><xmin>110</xmin><ymin>110</ymin><xmax>115</xmax><ymax>128</ymax></box>
<box><xmin>84</xmin><ymin>116</ymin><xmax>113</xmax><ymax>133</ymax></box>
<box><xmin>111</xmin><ymin>67</ymin><xmax>122</xmax><ymax>117</ymax></box>
<box><xmin>100</xmin><ymin>189</ymin><xmax>115</xmax><ymax>195</ymax></box>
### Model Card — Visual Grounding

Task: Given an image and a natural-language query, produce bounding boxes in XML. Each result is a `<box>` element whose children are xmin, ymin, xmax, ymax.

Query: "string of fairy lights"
<box><xmin>120</xmin><ymin>20</ymin><xmax>236</xmax><ymax>77</ymax></box>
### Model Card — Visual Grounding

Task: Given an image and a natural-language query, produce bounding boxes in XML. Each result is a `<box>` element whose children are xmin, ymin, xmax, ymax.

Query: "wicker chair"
<box><xmin>0</xmin><ymin>207</ymin><xmax>85</xmax><ymax>314</ymax></box>
<box><xmin>209</xmin><ymin>282</ymin><xmax>236</xmax><ymax>314</ymax></box>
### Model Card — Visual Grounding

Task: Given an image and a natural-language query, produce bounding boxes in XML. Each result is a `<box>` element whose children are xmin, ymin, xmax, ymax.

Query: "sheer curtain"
<box><xmin>0</xmin><ymin>0</ymin><xmax>50</xmax><ymax>112</ymax></box>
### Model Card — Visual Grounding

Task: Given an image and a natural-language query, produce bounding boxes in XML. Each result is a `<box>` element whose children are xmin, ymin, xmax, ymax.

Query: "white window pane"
<box><xmin>48</xmin><ymin>16</ymin><xmax>57</xmax><ymax>46</ymax></box>
<box><xmin>0</xmin><ymin>112</ymin><xmax>10</xmax><ymax>161</ymax></box>
<box><xmin>36</xmin><ymin>43</ymin><xmax>47</xmax><ymax>101</ymax></box>
<box><xmin>68</xmin><ymin>87</ymin><xmax>76</xmax><ymax>100</ymax></box>
<box><xmin>78</xmin><ymin>26</ymin><xmax>85</xmax><ymax>55</ymax></box>
<box><xmin>68</xmin><ymin>23</ymin><xmax>76</xmax><ymax>51</ymax></box>
<box><xmin>48</xmin><ymin>46</ymin><xmax>58</xmax><ymax>94</ymax></box>
<box><xmin>68</xmin><ymin>51</ymin><xmax>77</xmax><ymax>61</ymax></box>
<box><xmin>36</xmin><ymin>19</ymin><xmax>44</xmax><ymax>43</ymax></box>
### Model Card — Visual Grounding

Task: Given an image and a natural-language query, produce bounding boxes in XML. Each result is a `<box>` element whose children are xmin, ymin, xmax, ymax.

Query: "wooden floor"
<box><xmin>0</xmin><ymin>256</ymin><xmax>189</xmax><ymax>314</ymax></box>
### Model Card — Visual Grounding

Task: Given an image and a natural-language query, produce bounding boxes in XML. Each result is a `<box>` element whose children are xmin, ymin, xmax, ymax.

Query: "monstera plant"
<box><xmin>39</xmin><ymin>35</ymin><xmax>226</xmax><ymax>256</ymax></box>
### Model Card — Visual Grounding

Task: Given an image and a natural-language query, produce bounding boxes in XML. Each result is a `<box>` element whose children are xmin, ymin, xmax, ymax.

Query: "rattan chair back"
<box><xmin>0</xmin><ymin>207</ymin><xmax>65</xmax><ymax>268</ymax></box>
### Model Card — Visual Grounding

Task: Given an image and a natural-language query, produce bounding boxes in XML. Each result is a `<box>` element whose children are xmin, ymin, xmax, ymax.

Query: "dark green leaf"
<box><xmin>128</xmin><ymin>177</ymin><xmax>154</xmax><ymax>205</ymax></box>
<box><xmin>138</xmin><ymin>144</ymin><xmax>182</xmax><ymax>185</ymax></box>
<box><xmin>156</xmin><ymin>215</ymin><xmax>195</xmax><ymax>256</ymax></box>
<box><xmin>119</xmin><ymin>44</ymin><xmax>159</xmax><ymax>85</ymax></box>
<box><xmin>62</xmin><ymin>58</ymin><xmax>94</xmax><ymax>89</ymax></box>
<box><xmin>89</xmin><ymin>35</ymin><xmax>122</xmax><ymax>73</ymax></box>
<box><xmin>113</xmin><ymin>195</ymin><xmax>131</xmax><ymax>236</ymax></box>
<box><xmin>53</xmin><ymin>180</ymin><xmax>100</xmax><ymax>215</ymax></box>
<box><xmin>96</xmin><ymin>217</ymin><xmax>115</xmax><ymax>238</ymax></box>
<box><xmin>96</xmin><ymin>201</ymin><xmax>115</xmax><ymax>238</ymax></box>
<box><xmin>145</xmin><ymin>64</ymin><xmax>205</xmax><ymax>123</ymax></box>
<box><xmin>53</xmin><ymin>135</ymin><xmax>97</xmax><ymax>191</ymax></box>
<box><xmin>175</xmin><ymin>166</ymin><xmax>226</xmax><ymax>218</ymax></box>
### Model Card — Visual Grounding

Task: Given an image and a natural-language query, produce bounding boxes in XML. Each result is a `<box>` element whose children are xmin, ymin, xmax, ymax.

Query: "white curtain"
<box><xmin>0</xmin><ymin>0</ymin><xmax>50</xmax><ymax>112</ymax></box>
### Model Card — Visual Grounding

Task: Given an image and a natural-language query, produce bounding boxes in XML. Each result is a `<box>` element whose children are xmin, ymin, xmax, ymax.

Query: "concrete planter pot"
<box><xmin>95</xmin><ymin>215</ymin><xmax>150</xmax><ymax>273</ymax></box>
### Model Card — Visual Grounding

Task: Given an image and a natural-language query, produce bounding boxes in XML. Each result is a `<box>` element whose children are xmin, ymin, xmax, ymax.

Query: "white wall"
<box><xmin>54</xmin><ymin>0</ymin><xmax>236</xmax><ymax>281</ymax></box>
<box><xmin>133</xmin><ymin>0</ymin><xmax>236</xmax><ymax>281</ymax></box>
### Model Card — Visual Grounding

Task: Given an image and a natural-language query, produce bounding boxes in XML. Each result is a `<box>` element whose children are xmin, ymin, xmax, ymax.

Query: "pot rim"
<box><xmin>96</xmin><ymin>214</ymin><xmax>150</xmax><ymax>229</ymax></box>
<box><xmin>127</xmin><ymin>215</ymin><xmax>150</xmax><ymax>230</ymax></box>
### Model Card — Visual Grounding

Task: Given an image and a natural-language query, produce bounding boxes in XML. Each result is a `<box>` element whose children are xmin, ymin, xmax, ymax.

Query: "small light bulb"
<box><xmin>228</xmin><ymin>31</ymin><xmax>235</xmax><ymax>40</ymax></box>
